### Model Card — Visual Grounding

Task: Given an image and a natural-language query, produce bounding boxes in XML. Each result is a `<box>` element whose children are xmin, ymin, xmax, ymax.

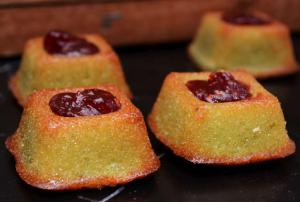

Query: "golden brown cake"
<box><xmin>6</xmin><ymin>85</ymin><xmax>159</xmax><ymax>190</ymax></box>
<box><xmin>10</xmin><ymin>30</ymin><xmax>131</xmax><ymax>106</ymax></box>
<box><xmin>189</xmin><ymin>11</ymin><xmax>298</xmax><ymax>78</ymax></box>
<box><xmin>148</xmin><ymin>70</ymin><xmax>295</xmax><ymax>165</ymax></box>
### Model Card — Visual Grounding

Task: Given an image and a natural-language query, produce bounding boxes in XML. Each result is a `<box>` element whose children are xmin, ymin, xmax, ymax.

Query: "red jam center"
<box><xmin>186</xmin><ymin>72</ymin><xmax>251</xmax><ymax>103</ymax></box>
<box><xmin>222</xmin><ymin>12</ymin><xmax>271</xmax><ymax>25</ymax></box>
<box><xmin>44</xmin><ymin>30</ymin><xmax>99</xmax><ymax>56</ymax></box>
<box><xmin>49</xmin><ymin>89</ymin><xmax>120</xmax><ymax>117</ymax></box>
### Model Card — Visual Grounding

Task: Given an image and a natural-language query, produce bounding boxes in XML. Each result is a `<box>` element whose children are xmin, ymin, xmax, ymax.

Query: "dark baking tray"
<box><xmin>1</xmin><ymin>36</ymin><xmax>300</xmax><ymax>202</ymax></box>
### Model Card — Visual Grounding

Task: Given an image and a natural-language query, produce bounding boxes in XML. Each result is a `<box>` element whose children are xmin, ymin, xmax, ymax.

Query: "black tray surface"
<box><xmin>1</xmin><ymin>36</ymin><xmax>300</xmax><ymax>202</ymax></box>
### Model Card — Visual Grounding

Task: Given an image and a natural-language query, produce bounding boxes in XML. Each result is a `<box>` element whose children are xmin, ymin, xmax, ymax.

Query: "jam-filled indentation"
<box><xmin>186</xmin><ymin>72</ymin><xmax>251</xmax><ymax>103</ymax></box>
<box><xmin>44</xmin><ymin>30</ymin><xmax>99</xmax><ymax>56</ymax></box>
<box><xmin>49</xmin><ymin>89</ymin><xmax>121</xmax><ymax>117</ymax></box>
<box><xmin>222</xmin><ymin>12</ymin><xmax>271</xmax><ymax>25</ymax></box>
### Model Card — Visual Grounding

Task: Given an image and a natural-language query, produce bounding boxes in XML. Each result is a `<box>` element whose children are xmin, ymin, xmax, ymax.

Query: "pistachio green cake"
<box><xmin>189</xmin><ymin>11</ymin><xmax>298</xmax><ymax>78</ymax></box>
<box><xmin>148</xmin><ymin>71</ymin><xmax>295</xmax><ymax>165</ymax></box>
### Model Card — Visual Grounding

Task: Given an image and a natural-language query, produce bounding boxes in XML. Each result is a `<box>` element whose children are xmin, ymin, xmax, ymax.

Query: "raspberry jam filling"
<box><xmin>49</xmin><ymin>89</ymin><xmax>120</xmax><ymax>117</ymax></box>
<box><xmin>222</xmin><ymin>12</ymin><xmax>271</xmax><ymax>25</ymax></box>
<box><xmin>186</xmin><ymin>72</ymin><xmax>251</xmax><ymax>103</ymax></box>
<box><xmin>44</xmin><ymin>30</ymin><xmax>99</xmax><ymax>56</ymax></box>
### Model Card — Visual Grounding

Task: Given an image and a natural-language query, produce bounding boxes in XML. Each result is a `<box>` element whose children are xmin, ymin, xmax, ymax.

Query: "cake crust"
<box><xmin>7</xmin><ymin>133</ymin><xmax>159</xmax><ymax>190</ymax></box>
<box><xmin>188</xmin><ymin>11</ymin><xmax>299</xmax><ymax>79</ymax></box>
<box><xmin>148</xmin><ymin>71</ymin><xmax>296</xmax><ymax>165</ymax></box>
<box><xmin>148</xmin><ymin>116</ymin><xmax>295</xmax><ymax>165</ymax></box>
<box><xmin>10</xmin><ymin>34</ymin><xmax>132</xmax><ymax>107</ymax></box>
<box><xmin>6</xmin><ymin>85</ymin><xmax>159</xmax><ymax>190</ymax></box>
<box><xmin>188</xmin><ymin>46</ymin><xmax>299</xmax><ymax>80</ymax></box>
<box><xmin>9</xmin><ymin>73</ymin><xmax>24</xmax><ymax>106</ymax></box>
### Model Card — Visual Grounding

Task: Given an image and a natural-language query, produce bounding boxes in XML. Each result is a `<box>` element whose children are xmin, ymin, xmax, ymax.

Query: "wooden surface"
<box><xmin>0</xmin><ymin>0</ymin><xmax>300</xmax><ymax>56</ymax></box>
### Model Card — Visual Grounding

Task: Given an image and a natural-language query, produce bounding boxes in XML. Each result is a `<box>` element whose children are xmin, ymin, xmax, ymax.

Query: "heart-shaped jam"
<box><xmin>186</xmin><ymin>72</ymin><xmax>251</xmax><ymax>103</ymax></box>
<box><xmin>222</xmin><ymin>12</ymin><xmax>271</xmax><ymax>25</ymax></box>
<box><xmin>44</xmin><ymin>30</ymin><xmax>99</xmax><ymax>56</ymax></box>
<box><xmin>49</xmin><ymin>89</ymin><xmax>121</xmax><ymax>117</ymax></box>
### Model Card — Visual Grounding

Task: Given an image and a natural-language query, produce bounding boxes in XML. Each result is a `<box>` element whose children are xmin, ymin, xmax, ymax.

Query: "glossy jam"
<box><xmin>49</xmin><ymin>89</ymin><xmax>120</xmax><ymax>117</ymax></box>
<box><xmin>44</xmin><ymin>30</ymin><xmax>99</xmax><ymax>56</ymax></box>
<box><xmin>186</xmin><ymin>72</ymin><xmax>251</xmax><ymax>103</ymax></box>
<box><xmin>222</xmin><ymin>12</ymin><xmax>271</xmax><ymax>25</ymax></box>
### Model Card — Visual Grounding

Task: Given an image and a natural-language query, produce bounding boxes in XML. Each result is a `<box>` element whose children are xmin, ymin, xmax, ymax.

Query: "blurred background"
<box><xmin>1</xmin><ymin>0</ymin><xmax>300</xmax><ymax>56</ymax></box>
